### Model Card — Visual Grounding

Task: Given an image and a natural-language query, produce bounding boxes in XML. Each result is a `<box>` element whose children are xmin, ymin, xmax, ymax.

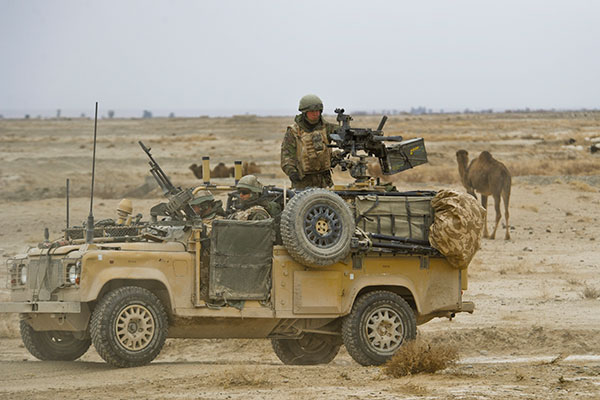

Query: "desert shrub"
<box><xmin>382</xmin><ymin>337</ymin><xmax>459</xmax><ymax>378</ymax></box>
<box><xmin>569</xmin><ymin>181</ymin><xmax>597</xmax><ymax>192</ymax></box>
<box><xmin>217</xmin><ymin>367</ymin><xmax>269</xmax><ymax>388</ymax></box>
<box><xmin>582</xmin><ymin>285</ymin><xmax>600</xmax><ymax>300</ymax></box>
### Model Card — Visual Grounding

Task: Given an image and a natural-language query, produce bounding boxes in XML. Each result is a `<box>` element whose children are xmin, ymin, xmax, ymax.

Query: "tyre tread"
<box><xmin>271</xmin><ymin>335</ymin><xmax>340</xmax><ymax>365</ymax></box>
<box><xmin>90</xmin><ymin>286</ymin><xmax>168</xmax><ymax>368</ymax></box>
<box><xmin>20</xmin><ymin>319</ymin><xmax>91</xmax><ymax>361</ymax></box>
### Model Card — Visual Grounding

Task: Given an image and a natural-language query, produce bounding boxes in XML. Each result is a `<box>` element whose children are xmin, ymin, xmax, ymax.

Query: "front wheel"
<box><xmin>90</xmin><ymin>286</ymin><xmax>168</xmax><ymax>368</ymax></box>
<box><xmin>20</xmin><ymin>320</ymin><xmax>91</xmax><ymax>361</ymax></box>
<box><xmin>342</xmin><ymin>291</ymin><xmax>416</xmax><ymax>366</ymax></box>
<box><xmin>271</xmin><ymin>333</ymin><xmax>341</xmax><ymax>365</ymax></box>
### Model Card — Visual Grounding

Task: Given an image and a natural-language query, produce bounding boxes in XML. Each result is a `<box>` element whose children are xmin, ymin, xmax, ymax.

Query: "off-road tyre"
<box><xmin>342</xmin><ymin>291</ymin><xmax>416</xmax><ymax>366</ymax></box>
<box><xmin>19</xmin><ymin>319</ymin><xmax>91</xmax><ymax>361</ymax></box>
<box><xmin>90</xmin><ymin>286</ymin><xmax>168</xmax><ymax>368</ymax></box>
<box><xmin>280</xmin><ymin>188</ymin><xmax>354</xmax><ymax>267</ymax></box>
<box><xmin>271</xmin><ymin>333</ymin><xmax>341</xmax><ymax>365</ymax></box>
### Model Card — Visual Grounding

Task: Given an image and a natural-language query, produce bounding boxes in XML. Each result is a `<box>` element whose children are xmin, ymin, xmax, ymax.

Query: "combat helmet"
<box><xmin>190</xmin><ymin>188</ymin><xmax>214</xmax><ymax>207</ymax></box>
<box><xmin>236</xmin><ymin>175</ymin><xmax>263</xmax><ymax>194</ymax></box>
<box><xmin>298</xmin><ymin>94</ymin><xmax>323</xmax><ymax>112</ymax></box>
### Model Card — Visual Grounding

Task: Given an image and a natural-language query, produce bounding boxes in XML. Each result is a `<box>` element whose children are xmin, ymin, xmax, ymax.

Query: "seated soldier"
<box><xmin>189</xmin><ymin>189</ymin><xmax>225</xmax><ymax>233</ymax></box>
<box><xmin>228</xmin><ymin>175</ymin><xmax>281</xmax><ymax>221</ymax></box>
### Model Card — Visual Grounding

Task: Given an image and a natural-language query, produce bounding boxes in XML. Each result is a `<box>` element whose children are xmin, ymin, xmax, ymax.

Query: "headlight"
<box><xmin>20</xmin><ymin>266</ymin><xmax>27</xmax><ymax>285</ymax></box>
<box><xmin>68</xmin><ymin>264</ymin><xmax>80</xmax><ymax>285</ymax></box>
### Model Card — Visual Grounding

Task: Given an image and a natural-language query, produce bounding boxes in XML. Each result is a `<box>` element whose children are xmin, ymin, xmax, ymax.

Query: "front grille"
<box><xmin>24</xmin><ymin>258</ymin><xmax>66</xmax><ymax>301</ymax></box>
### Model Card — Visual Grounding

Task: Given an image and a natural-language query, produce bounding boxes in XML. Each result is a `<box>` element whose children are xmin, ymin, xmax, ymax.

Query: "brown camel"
<box><xmin>211</xmin><ymin>162</ymin><xmax>232</xmax><ymax>178</ymax></box>
<box><xmin>188</xmin><ymin>163</ymin><xmax>203</xmax><ymax>179</ymax></box>
<box><xmin>456</xmin><ymin>149</ymin><xmax>512</xmax><ymax>240</ymax></box>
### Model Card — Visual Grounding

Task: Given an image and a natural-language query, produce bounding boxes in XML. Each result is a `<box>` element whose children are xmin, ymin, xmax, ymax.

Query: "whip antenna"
<box><xmin>85</xmin><ymin>102</ymin><xmax>99</xmax><ymax>244</ymax></box>
<box><xmin>66</xmin><ymin>178</ymin><xmax>70</xmax><ymax>230</ymax></box>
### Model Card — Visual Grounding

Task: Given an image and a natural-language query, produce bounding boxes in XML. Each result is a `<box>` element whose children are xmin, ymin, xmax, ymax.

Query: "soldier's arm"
<box><xmin>280</xmin><ymin>128</ymin><xmax>298</xmax><ymax>177</ymax></box>
<box><xmin>325</xmin><ymin>122</ymin><xmax>337</xmax><ymax>143</ymax></box>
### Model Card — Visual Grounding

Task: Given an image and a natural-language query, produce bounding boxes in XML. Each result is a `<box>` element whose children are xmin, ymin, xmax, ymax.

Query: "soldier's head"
<box><xmin>298</xmin><ymin>94</ymin><xmax>323</xmax><ymax>124</ymax></box>
<box><xmin>190</xmin><ymin>189</ymin><xmax>216</xmax><ymax>217</ymax></box>
<box><xmin>236</xmin><ymin>175</ymin><xmax>263</xmax><ymax>203</ymax></box>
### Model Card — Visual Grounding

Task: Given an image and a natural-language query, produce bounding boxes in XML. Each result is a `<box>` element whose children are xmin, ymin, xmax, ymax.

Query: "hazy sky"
<box><xmin>1</xmin><ymin>0</ymin><xmax>599</xmax><ymax>117</ymax></box>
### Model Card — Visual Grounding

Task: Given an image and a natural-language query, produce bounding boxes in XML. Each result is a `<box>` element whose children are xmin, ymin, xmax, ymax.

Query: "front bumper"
<box><xmin>0</xmin><ymin>301</ymin><xmax>81</xmax><ymax>313</ymax></box>
<box><xmin>460</xmin><ymin>301</ymin><xmax>475</xmax><ymax>313</ymax></box>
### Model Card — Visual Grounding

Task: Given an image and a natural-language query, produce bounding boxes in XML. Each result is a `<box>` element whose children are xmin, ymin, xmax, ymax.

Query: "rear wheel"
<box><xmin>20</xmin><ymin>320</ymin><xmax>91</xmax><ymax>361</ymax></box>
<box><xmin>90</xmin><ymin>286</ymin><xmax>168</xmax><ymax>368</ymax></box>
<box><xmin>271</xmin><ymin>333</ymin><xmax>341</xmax><ymax>365</ymax></box>
<box><xmin>342</xmin><ymin>291</ymin><xmax>416</xmax><ymax>366</ymax></box>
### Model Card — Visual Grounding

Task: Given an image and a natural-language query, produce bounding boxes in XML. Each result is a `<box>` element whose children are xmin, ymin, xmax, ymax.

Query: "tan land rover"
<box><xmin>1</xmin><ymin>111</ymin><xmax>477</xmax><ymax>368</ymax></box>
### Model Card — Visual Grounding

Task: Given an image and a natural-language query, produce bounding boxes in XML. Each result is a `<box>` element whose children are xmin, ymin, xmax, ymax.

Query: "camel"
<box><xmin>211</xmin><ymin>162</ymin><xmax>231</xmax><ymax>178</ymax></box>
<box><xmin>190</xmin><ymin>162</ymin><xmax>262</xmax><ymax>180</ymax></box>
<box><xmin>456</xmin><ymin>149</ymin><xmax>512</xmax><ymax>240</ymax></box>
<box><xmin>242</xmin><ymin>161</ymin><xmax>261</xmax><ymax>175</ymax></box>
<box><xmin>188</xmin><ymin>163</ymin><xmax>203</xmax><ymax>179</ymax></box>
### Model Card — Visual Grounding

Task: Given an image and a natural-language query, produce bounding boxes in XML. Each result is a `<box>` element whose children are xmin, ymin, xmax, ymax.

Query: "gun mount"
<box><xmin>139</xmin><ymin>141</ymin><xmax>197</xmax><ymax>221</ymax></box>
<box><xmin>330</xmin><ymin>108</ymin><xmax>428</xmax><ymax>182</ymax></box>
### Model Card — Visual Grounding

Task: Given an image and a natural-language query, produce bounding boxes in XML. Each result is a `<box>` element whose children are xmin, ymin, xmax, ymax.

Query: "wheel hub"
<box><xmin>304</xmin><ymin>204</ymin><xmax>342</xmax><ymax>248</ymax></box>
<box><xmin>365</xmin><ymin>307</ymin><xmax>404</xmax><ymax>354</ymax></box>
<box><xmin>315</xmin><ymin>219</ymin><xmax>330</xmax><ymax>235</ymax></box>
<box><xmin>116</xmin><ymin>304</ymin><xmax>155</xmax><ymax>351</ymax></box>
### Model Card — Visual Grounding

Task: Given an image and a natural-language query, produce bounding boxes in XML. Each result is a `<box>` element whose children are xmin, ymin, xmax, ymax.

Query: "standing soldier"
<box><xmin>228</xmin><ymin>175</ymin><xmax>281</xmax><ymax>221</ymax></box>
<box><xmin>281</xmin><ymin>94</ymin><xmax>337</xmax><ymax>189</ymax></box>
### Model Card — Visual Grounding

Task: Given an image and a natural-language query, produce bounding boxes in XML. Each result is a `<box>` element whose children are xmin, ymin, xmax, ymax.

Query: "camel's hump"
<box><xmin>478</xmin><ymin>151</ymin><xmax>494</xmax><ymax>161</ymax></box>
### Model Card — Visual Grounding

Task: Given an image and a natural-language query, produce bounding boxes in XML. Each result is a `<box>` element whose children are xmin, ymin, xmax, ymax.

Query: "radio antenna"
<box><xmin>66</xmin><ymin>178</ymin><xmax>70</xmax><ymax>230</ymax></box>
<box><xmin>85</xmin><ymin>102</ymin><xmax>99</xmax><ymax>244</ymax></box>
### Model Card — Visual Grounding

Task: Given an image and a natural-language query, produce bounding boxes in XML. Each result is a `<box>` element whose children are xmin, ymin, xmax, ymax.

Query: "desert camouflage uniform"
<box><xmin>281</xmin><ymin>114</ymin><xmax>337</xmax><ymax>189</ymax></box>
<box><xmin>201</xmin><ymin>215</ymin><xmax>224</xmax><ymax>235</ymax></box>
<box><xmin>429</xmin><ymin>189</ymin><xmax>486</xmax><ymax>269</ymax></box>
<box><xmin>229</xmin><ymin>205</ymin><xmax>271</xmax><ymax>221</ymax></box>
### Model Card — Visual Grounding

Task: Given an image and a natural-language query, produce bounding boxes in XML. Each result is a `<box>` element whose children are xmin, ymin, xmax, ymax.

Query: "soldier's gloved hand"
<box><xmin>289</xmin><ymin>171</ymin><xmax>301</xmax><ymax>182</ymax></box>
<box><xmin>331</xmin><ymin>150</ymin><xmax>344</xmax><ymax>167</ymax></box>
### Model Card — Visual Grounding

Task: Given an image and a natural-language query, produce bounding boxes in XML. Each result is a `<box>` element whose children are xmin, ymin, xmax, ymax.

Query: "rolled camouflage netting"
<box><xmin>429</xmin><ymin>189</ymin><xmax>486</xmax><ymax>269</ymax></box>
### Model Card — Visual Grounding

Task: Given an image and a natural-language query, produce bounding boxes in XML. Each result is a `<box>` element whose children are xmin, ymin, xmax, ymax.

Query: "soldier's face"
<box><xmin>239</xmin><ymin>189</ymin><xmax>252</xmax><ymax>202</ymax></box>
<box><xmin>306</xmin><ymin>110</ymin><xmax>321</xmax><ymax>123</ymax></box>
<box><xmin>193</xmin><ymin>204</ymin><xmax>212</xmax><ymax>217</ymax></box>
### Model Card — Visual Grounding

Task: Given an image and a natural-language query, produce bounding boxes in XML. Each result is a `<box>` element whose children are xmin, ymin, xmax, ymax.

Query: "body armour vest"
<box><xmin>289</xmin><ymin>122</ymin><xmax>332</xmax><ymax>176</ymax></box>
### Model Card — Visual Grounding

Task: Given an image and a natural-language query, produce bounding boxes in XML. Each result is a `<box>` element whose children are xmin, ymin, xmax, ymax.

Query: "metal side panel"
<box><xmin>293</xmin><ymin>270</ymin><xmax>343</xmax><ymax>314</ymax></box>
<box><xmin>0</xmin><ymin>301</ymin><xmax>81</xmax><ymax>313</ymax></box>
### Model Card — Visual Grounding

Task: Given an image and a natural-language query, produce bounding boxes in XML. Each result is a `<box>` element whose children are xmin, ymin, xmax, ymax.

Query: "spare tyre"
<box><xmin>280</xmin><ymin>188</ymin><xmax>354</xmax><ymax>267</ymax></box>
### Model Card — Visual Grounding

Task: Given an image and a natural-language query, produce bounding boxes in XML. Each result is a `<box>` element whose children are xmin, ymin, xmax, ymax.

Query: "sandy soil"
<box><xmin>0</xmin><ymin>113</ymin><xmax>599</xmax><ymax>399</ymax></box>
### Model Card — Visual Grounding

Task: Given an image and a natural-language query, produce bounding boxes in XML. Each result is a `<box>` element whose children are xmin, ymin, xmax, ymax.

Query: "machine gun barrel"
<box><xmin>371</xmin><ymin>135</ymin><xmax>403</xmax><ymax>142</ymax></box>
<box><xmin>139</xmin><ymin>141</ymin><xmax>176</xmax><ymax>195</ymax></box>
<box><xmin>376</xmin><ymin>115</ymin><xmax>388</xmax><ymax>131</ymax></box>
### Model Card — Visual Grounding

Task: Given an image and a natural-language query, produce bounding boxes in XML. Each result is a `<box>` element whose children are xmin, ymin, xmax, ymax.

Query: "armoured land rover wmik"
<box><xmin>1</xmin><ymin>109</ymin><xmax>477</xmax><ymax>368</ymax></box>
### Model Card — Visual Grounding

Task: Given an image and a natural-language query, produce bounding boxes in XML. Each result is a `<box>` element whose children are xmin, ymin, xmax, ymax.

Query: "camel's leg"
<box><xmin>481</xmin><ymin>195</ymin><xmax>489</xmax><ymax>238</ymax></box>
<box><xmin>503</xmin><ymin>189</ymin><xmax>511</xmax><ymax>240</ymax></box>
<box><xmin>489</xmin><ymin>193</ymin><xmax>502</xmax><ymax>240</ymax></box>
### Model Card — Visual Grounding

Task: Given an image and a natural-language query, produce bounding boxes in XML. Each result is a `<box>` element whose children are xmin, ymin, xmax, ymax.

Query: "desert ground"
<box><xmin>0</xmin><ymin>112</ymin><xmax>599</xmax><ymax>399</ymax></box>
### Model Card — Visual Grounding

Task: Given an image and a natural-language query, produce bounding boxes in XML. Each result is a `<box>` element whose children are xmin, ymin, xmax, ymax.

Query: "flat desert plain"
<box><xmin>0</xmin><ymin>112</ymin><xmax>599</xmax><ymax>399</ymax></box>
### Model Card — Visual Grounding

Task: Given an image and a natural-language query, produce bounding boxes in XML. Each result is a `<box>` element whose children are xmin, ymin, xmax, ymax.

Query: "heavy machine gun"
<box><xmin>329</xmin><ymin>108</ymin><xmax>428</xmax><ymax>182</ymax></box>
<box><xmin>139</xmin><ymin>141</ymin><xmax>196</xmax><ymax>221</ymax></box>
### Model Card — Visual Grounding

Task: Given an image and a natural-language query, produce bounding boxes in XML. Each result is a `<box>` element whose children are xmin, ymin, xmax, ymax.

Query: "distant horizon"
<box><xmin>1</xmin><ymin>106</ymin><xmax>599</xmax><ymax>120</ymax></box>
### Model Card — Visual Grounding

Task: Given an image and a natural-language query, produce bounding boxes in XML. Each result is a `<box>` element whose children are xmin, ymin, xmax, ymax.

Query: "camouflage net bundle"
<box><xmin>429</xmin><ymin>190</ymin><xmax>486</xmax><ymax>269</ymax></box>
<box><xmin>65</xmin><ymin>226</ymin><xmax>143</xmax><ymax>240</ymax></box>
